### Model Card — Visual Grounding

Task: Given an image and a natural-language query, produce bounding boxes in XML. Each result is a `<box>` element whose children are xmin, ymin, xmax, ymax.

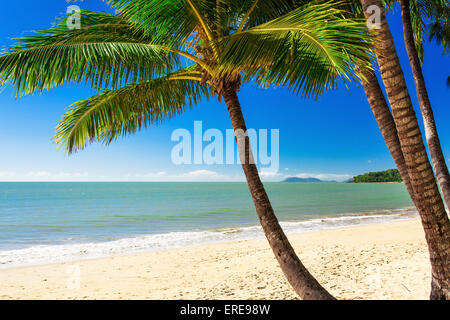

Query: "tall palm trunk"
<box><xmin>221</xmin><ymin>84</ymin><xmax>335</xmax><ymax>300</ymax></box>
<box><xmin>400</xmin><ymin>0</ymin><xmax>450</xmax><ymax>210</ymax></box>
<box><xmin>361</xmin><ymin>0</ymin><xmax>450</xmax><ymax>299</ymax></box>
<box><xmin>359</xmin><ymin>67</ymin><xmax>416</xmax><ymax>205</ymax></box>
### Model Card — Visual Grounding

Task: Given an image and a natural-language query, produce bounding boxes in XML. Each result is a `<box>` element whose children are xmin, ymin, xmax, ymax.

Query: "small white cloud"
<box><xmin>27</xmin><ymin>171</ymin><xmax>51</xmax><ymax>178</ymax></box>
<box><xmin>0</xmin><ymin>171</ymin><xmax>89</xmax><ymax>181</ymax></box>
<box><xmin>256</xmin><ymin>171</ymin><xmax>286</xmax><ymax>182</ymax></box>
<box><xmin>0</xmin><ymin>171</ymin><xmax>16</xmax><ymax>179</ymax></box>
<box><xmin>132</xmin><ymin>169</ymin><xmax>242</xmax><ymax>182</ymax></box>
<box><xmin>294</xmin><ymin>173</ymin><xmax>352</xmax><ymax>182</ymax></box>
<box><xmin>53</xmin><ymin>172</ymin><xmax>89</xmax><ymax>179</ymax></box>
<box><xmin>181</xmin><ymin>169</ymin><xmax>217</xmax><ymax>177</ymax></box>
<box><xmin>259</xmin><ymin>171</ymin><xmax>280</xmax><ymax>177</ymax></box>
<box><xmin>136</xmin><ymin>171</ymin><xmax>167</xmax><ymax>178</ymax></box>
<box><xmin>178</xmin><ymin>170</ymin><xmax>225</xmax><ymax>181</ymax></box>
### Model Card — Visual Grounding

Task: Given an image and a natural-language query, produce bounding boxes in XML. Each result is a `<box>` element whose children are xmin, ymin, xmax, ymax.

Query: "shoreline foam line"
<box><xmin>0</xmin><ymin>207</ymin><xmax>418</xmax><ymax>270</ymax></box>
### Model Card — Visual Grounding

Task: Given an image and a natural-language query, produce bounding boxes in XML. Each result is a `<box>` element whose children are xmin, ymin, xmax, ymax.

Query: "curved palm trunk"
<box><xmin>359</xmin><ymin>67</ymin><xmax>416</xmax><ymax>205</ymax></box>
<box><xmin>400</xmin><ymin>0</ymin><xmax>450</xmax><ymax>210</ymax></box>
<box><xmin>361</xmin><ymin>0</ymin><xmax>450</xmax><ymax>299</ymax></box>
<box><xmin>222</xmin><ymin>86</ymin><xmax>335</xmax><ymax>300</ymax></box>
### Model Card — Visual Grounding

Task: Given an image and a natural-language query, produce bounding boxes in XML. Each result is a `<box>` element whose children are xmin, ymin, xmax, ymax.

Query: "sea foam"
<box><xmin>0</xmin><ymin>207</ymin><xmax>418</xmax><ymax>269</ymax></box>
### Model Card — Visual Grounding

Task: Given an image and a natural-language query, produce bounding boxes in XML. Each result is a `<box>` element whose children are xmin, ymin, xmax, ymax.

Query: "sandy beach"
<box><xmin>0</xmin><ymin>218</ymin><xmax>430</xmax><ymax>300</ymax></box>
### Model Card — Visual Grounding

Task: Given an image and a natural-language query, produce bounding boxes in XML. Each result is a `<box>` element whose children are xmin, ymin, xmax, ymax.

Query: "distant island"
<box><xmin>349</xmin><ymin>169</ymin><xmax>402</xmax><ymax>183</ymax></box>
<box><xmin>282</xmin><ymin>177</ymin><xmax>337</xmax><ymax>183</ymax></box>
<box><xmin>283</xmin><ymin>169</ymin><xmax>403</xmax><ymax>183</ymax></box>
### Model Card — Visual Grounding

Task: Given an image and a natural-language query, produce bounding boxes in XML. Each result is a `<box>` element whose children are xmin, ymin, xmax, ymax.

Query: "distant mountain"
<box><xmin>282</xmin><ymin>177</ymin><xmax>337</xmax><ymax>183</ymax></box>
<box><xmin>349</xmin><ymin>169</ymin><xmax>402</xmax><ymax>183</ymax></box>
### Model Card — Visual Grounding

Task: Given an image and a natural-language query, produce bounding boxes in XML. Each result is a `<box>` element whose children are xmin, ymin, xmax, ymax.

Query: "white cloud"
<box><xmin>0</xmin><ymin>171</ymin><xmax>16</xmax><ymax>179</ymax></box>
<box><xmin>1</xmin><ymin>170</ymin><xmax>239</xmax><ymax>182</ymax></box>
<box><xmin>0</xmin><ymin>171</ymin><xmax>89</xmax><ymax>181</ymax></box>
<box><xmin>181</xmin><ymin>169</ymin><xmax>217</xmax><ymax>177</ymax></box>
<box><xmin>258</xmin><ymin>171</ymin><xmax>285</xmax><ymax>181</ymax></box>
<box><xmin>135</xmin><ymin>171</ymin><xmax>167</xmax><ymax>179</ymax></box>
<box><xmin>131</xmin><ymin>170</ymin><xmax>241</xmax><ymax>182</ymax></box>
<box><xmin>179</xmin><ymin>169</ymin><xmax>228</xmax><ymax>181</ymax></box>
<box><xmin>0</xmin><ymin>170</ymin><xmax>352</xmax><ymax>182</ymax></box>
<box><xmin>293</xmin><ymin>173</ymin><xmax>352</xmax><ymax>182</ymax></box>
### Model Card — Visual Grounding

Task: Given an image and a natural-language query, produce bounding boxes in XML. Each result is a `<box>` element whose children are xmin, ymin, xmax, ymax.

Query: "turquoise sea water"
<box><xmin>0</xmin><ymin>182</ymin><xmax>416</xmax><ymax>268</ymax></box>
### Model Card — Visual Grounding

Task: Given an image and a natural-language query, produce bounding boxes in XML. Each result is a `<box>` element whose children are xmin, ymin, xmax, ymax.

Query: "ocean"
<box><xmin>0</xmin><ymin>182</ymin><xmax>416</xmax><ymax>269</ymax></box>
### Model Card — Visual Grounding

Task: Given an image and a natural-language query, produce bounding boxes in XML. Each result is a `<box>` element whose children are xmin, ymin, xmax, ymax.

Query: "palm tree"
<box><xmin>360</xmin><ymin>0</ymin><xmax>450</xmax><ymax>299</ymax></box>
<box><xmin>0</xmin><ymin>0</ymin><xmax>372</xmax><ymax>299</ymax></box>
<box><xmin>345</xmin><ymin>1</ymin><xmax>418</xmax><ymax>205</ymax></box>
<box><xmin>358</xmin><ymin>67</ymin><xmax>417</xmax><ymax>205</ymax></box>
<box><xmin>398</xmin><ymin>0</ymin><xmax>450</xmax><ymax>209</ymax></box>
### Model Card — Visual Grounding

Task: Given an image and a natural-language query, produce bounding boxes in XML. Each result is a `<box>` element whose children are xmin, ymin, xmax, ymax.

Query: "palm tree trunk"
<box><xmin>361</xmin><ymin>0</ymin><xmax>450</xmax><ymax>299</ymax></box>
<box><xmin>359</xmin><ymin>67</ymin><xmax>417</xmax><ymax>205</ymax></box>
<box><xmin>400</xmin><ymin>0</ymin><xmax>450</xmax><ymax>210</ymax></box>
<box><xmin>222</xmin><ymin>86</ymin><xmax>335</xmax><ymax>300</ymax></box>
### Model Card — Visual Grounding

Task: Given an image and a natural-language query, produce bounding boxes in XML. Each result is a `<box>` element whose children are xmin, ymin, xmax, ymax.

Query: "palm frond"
<box><xmin>425</xmin><ymin>0</ymin><xmax>450</xmax><ymax>54</ymax></box>
<box><xmin>11</xmin><ymin>10</ymin><xmax>151</xmax><ymax>48</ymax></box>
<box><xmin>108</xmin><ymin>0</ymin><xmax>206</xmax><ymax>44</ymax></box>
<box><xmin>0</xmin><ymin>10</ymin><xmax>180</xmax><ymax>96</ymax></box>
<box><xmin>409</xmin><ymin>0</ymin><xmax>427</xmax><ymax>61</ymax></box>
<box><xmin>3</xmin><ymin>0</ymin><xmax>379</xmax><ymax>153</ymax></box>
<box><xmin>234</xmin><ymin>0</ymin><xmax>302</xmax><ymax>31</ymax></box>
<box><xmin>386</xmin><ymin>0</ymin><xmax>449</xmax><ymax>59</ymax></box>
<box><xmin>54</xmin><ymin>70</ymin><xmax>213</xmax><ymax>153</ymax></box>
<box><xmin>218</xmin><ymin>1</ymin><xmax>373</xmax><ymax>97</ymax></box>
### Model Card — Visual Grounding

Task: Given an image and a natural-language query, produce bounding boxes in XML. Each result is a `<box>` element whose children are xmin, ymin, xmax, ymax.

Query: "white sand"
<box><xmin>0</xmin><ymin>219</ymin><xmax>431</xmax><ymax>299</ymax></box>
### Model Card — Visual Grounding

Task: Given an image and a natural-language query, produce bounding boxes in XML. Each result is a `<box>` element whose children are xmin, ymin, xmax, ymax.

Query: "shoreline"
<box><xmin>0</xmin><ymin>207</ymin><xmax>418</xmax><ymax>270</ymax></box>
<box><xmin>0</xmin><ymin>218</ymin><xmax>430</xmax><ymax>300</ymax></box>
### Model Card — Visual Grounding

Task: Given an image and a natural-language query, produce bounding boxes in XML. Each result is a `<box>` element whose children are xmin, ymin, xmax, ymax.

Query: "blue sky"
<box><xmin>0</xmin><ymin>0</ymin><xmax>448</xmax><ymax>182</ymax></box>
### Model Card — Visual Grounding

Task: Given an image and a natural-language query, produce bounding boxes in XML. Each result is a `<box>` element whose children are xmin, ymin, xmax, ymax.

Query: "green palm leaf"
<box><xmin>2</xmin><ymin>0</ymin><xmax>375</xmax><ymax>152</ymax></box>
<box><xmin>218</xmin><ymin>1</ymin><xmax>373</xmax><ymax>97</ymax></box>
<box><xmin>11</xmin><ymin>10</ymin><xmax>151</xmax><ymax>48</ymax></box>
<box><xmin>235</xmin><ymin>0</ymin><xmax>304</xmax><ymax>31</ymax></box>
<box><xmin>0</xmin><ymin>10</ymin><xmax>180</xmax><ymax>96</ymax></box>
<box><xmin>426</xmin><ymin>0</ymin><xmax>449</xmax><ymax>54</ymax></box>
<box><xmin>54</xmin><ymin>71</ymin><xmax>213</xmax><ymax>153</ymax></box>
<box><xmin>385</xmin><ymin>0</ymin><xmax>449</xmax><ymax>60</ymax></box>
<box><xmin>108</xmin><ymin>0</ymin><xmax>206</xmax><ymax>44</ymax></box>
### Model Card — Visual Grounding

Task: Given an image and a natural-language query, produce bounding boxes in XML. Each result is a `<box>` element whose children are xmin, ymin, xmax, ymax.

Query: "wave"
<box><xmin>0</xmin><ymin>207</ymin><xmax>418</xmax><ymax>269</ymax></box>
